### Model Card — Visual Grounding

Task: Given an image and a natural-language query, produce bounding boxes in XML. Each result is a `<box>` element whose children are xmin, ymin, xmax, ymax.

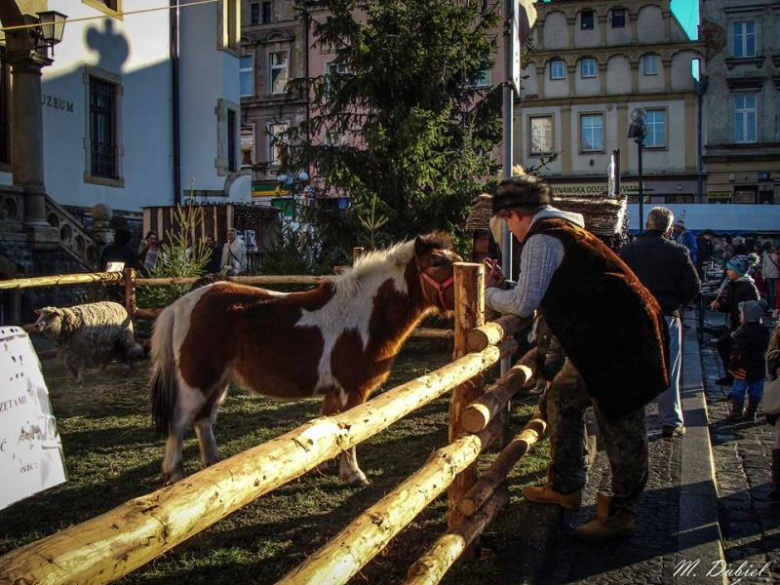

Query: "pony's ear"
<box><xmin>414</xmin><ymin>235</ymin><xmax>427</xmax><ymax>257</ymax></box>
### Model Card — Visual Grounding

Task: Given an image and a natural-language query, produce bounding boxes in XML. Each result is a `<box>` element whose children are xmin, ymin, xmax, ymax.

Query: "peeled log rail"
<box><xmin>466</xmin><ymin>314</ymin><xmax>532</xmax><ymax>352</ymax></box>
<box><xmin>457</xmin><ymin>418</ymin><xmax>547</xmax><ymax>518</ymax></box>
<box><xmin>135</xmin><ymin>307</ymin><xmax>164</xmax><ymax>320</ymax></box>
<box><xmin>406</xmin><ymin>489</ymin><xmax>510</xmax><ymax>585</ymax></box>
<box><xmin>0</xmin><ymin>271</ymin><xmax>124</xmax><ymax>291</ymax></box>
<box><xmin>134</xmin><ymin>275</ymin><xmax>332</xmax><ymax>287</ymax></box>
<box><xmin>0</xmin><ymin>343</ymin><xmax>508</xmax><ymax>585</ymax></box>
<box><xmin>278</xmin><ymin>420</ymin><xmax>501</xmax><ymax>585</ymax></box>
<box><xmin>410</xmin><ymin>328</ymin><xmax>454</xmax><ymax>339</ymax></box>
<box><xmin>460</xmin><ymin>349</ymin><xmax>538</xmax><ymax>434</ymax></box>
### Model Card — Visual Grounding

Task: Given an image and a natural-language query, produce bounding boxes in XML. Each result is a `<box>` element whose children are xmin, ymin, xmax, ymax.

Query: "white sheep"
<box><xmin>35</xmin><ymin>301</ymin><xmax>144</xmax><ymax>383</ymax></box>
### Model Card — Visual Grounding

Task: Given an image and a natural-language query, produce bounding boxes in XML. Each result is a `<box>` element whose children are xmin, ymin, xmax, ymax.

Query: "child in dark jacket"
<box><xmin>727</xmin><ymin>300</ymin><xmax>770</xmax><ymax>421</ymax></box>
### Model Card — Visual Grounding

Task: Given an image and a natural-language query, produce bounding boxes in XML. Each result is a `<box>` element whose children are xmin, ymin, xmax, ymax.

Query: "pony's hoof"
<box><xmin>344</xmin><ymin>471</ymin><xmax>370</xmax><ymax>487</ymax></box>
<box><xmin>163</xmin><ymin>469</ymin><xmax>184</xmax><ymax>485</ymax></box>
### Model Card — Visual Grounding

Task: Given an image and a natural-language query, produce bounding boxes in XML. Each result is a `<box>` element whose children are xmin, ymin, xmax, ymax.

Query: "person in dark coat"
<box><xmin>204</xmin><ymin>235</ymin><xmax>222</xmax><ymax>274</ymax></box>
<box><xmin>711</xmin><ymin>255</ymin><xmax>760</xmax><ymax>386</ymax></box>
<box><xmin>99</xmin><ymin>227</ymin><xmax>137</xmax><ymax>302</ymax></box>
<box><xmin>621</xmin><ymin>207</ymin><xmax>701</xmax><ymax>438</ymax></box>
<box><xmin>484</xmin><ymin>175</ymin><xmax>669</xmax><ymax>543</ymax></box>
<box><xmin>726</xmin><ymin>300</ymin><xmax>770</xmax><ymax>421</ymax></box>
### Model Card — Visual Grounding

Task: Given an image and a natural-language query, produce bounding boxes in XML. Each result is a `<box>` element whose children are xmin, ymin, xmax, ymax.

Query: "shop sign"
<box><xmin>758</xmin><ymin>172</ymin><xmax>772</xmax><ymax>182</ymax></box>
<box><xmin>550</xmin><ymin>182</ymin><xmax>639</xmax><ymax>197</ymax></box>
<box><xmin>734</xmin><ymin>189</ymin><xmax>757</xmax><ymax>204</ymax></box>
<box><xmin>708</xmin><ymin>191</ymin><xmax>732</xmax><ymax>203</ymax></box>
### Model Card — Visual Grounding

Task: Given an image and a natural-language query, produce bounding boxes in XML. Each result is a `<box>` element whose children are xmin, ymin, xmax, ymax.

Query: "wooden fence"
<box><xmin>0</xmin><ymin>263</ymin><xmax>541</xmax><ymax>585</ymax></box>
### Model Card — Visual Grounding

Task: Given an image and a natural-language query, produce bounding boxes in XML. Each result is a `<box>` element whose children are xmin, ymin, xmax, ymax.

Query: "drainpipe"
<box><xmin>171</xmin><ymin>0</ymin><xmax>182</xmax><ymax>205</ymax></box>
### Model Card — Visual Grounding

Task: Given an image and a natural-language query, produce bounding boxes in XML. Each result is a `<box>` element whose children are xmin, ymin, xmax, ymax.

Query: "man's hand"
<box><xmin>710</xmin><ymin>299</ymin><xmax>720</xmax><ymax>310</ymax></box>
<box><xmin>483</xmin><ymin>258</ymin><xmax>506</xmax><ymax>289</ymax></box>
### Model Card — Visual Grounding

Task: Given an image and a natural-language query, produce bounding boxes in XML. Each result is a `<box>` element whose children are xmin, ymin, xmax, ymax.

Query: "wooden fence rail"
<box><xmin>0</xmin><ymin>271</ymin><xmax>124</xmax><ymax>291</ymax></box>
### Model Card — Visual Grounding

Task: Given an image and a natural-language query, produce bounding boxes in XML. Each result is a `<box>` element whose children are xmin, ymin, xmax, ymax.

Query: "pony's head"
<box><xmin>414</xmin><ymin>232</ymin><xmax>462</xmax><ymax>311</ymax></box>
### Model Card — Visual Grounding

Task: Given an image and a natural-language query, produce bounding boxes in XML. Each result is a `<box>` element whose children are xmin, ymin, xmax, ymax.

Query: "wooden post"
<box><xmin>124</xmin><ymin>268</ymin><xmax>137</xmax><ymax>318</ymax></box>
<box><xmin>352</xmin><ymin>246</ymin><xmax>364</xmax><ymax>264</ymax></box>
<box><xmin>447</xmin><ymin>263</ymin><xmax>484</xmax><ymax>548</ymax></box>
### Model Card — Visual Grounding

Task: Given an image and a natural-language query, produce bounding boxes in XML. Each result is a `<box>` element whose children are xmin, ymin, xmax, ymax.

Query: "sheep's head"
<box><xmin>34</xmin><ymin>307</ymin><xmax>65</xmax><ymax>340</ymax></box>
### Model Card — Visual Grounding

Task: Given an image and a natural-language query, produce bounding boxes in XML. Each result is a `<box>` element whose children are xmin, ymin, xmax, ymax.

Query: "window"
<box><xmin>643</xmin><ymin>109</ymin><xmax>667</xmax><ymax>148</ymax></box>
<box><xmin>643</xmin><ymin>55</ymin><xmax>659</xmax><ymax>75</ymax></box>
<box><xmin>530</xmin><ymin>116</ymin><xmax>553</xmax><ymax>155</ymax></box>
<box><xmin>269</xmin><ymin>51</ymin><xmax>289</xmax><ymax>94</ymax></box>
<box><xmin>550</xmin><ymin>60</ymin><xmax>565</xmax><ymax>80</ymax></box>
<box><xmin>268</xmin><ymin>122</ymin><xmax>288</xmax><ymax>165</ymax></box>
<box><xmin>733</xmin><ymin>21</ymin><xmax>756</xmax><ymax>58</ymax></box>
<box><xmin>262</xmin><ymin>1</ymin><xmax>272</xmax><ymax>24</ymax></box>
<box><xmin>83</xmin><ymin>0</ymin><xmax>121</xmax><ymax>18</ymax></box>
<box><xmin>240</xmin><ymin>55</ymin><xmax>253</xmax><ymax>97</ymax></box>
<box><xmin>474</xmin><ymin>68</ymin><xmax>490</xmax><ymax>88</ymax></box>
<box><xmin>581</xmin><ymin>58</ymin><xmax>597</xmax><ymax>79</ymax></box>
<box><xmin>581</xmin><ymin>10</ymin><xmax>594</xmax><ymax>30</ymax></box>
<box><xmin>580</xmin><ymin>114</ymin><xmax>604</xmax><ymax>152</ymax></box>
<box><xmin>250</xmin><ymin>3</ymin><xmax>260</xmax><ymax>25</ymax></box>
<box><xmin>241</xmin><ymin>126</ymin><xmax>254</xmax><ymax>167</ymax></box>
<box><xmin>734</xmin><ymin>95</ymin><xmax>757</xmax><ymax>143</ymax></box>
<box><xmin>89</xmin><ymin>76</ymin><xmax>118</xmax><ymax>179</ymax></box>
<box><xmin>612</xmin><ymin>8</ymin><xmax>626</xmax><ymax>28</ymax></box>
<box><xmin>326</xmin><ymin>60</ymin><xmax>346</xmax><ymax>95</ymax></box>
<box><xmin>227</xmin><ymin>110</ymin><xmax>237</xmax><ymax>172</ymax></box>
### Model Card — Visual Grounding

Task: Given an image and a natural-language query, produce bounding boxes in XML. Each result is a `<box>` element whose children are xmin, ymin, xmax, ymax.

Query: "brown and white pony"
<box><xmin>151</xmin><ymin>233</ymin><xmax>461</xmax><ymax>485</ymax></box>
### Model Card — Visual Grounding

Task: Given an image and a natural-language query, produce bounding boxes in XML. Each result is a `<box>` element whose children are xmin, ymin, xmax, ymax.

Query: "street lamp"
<box><xmin>33</xmin><ymin>11</ymin><xmax>67</xmax><ymax>56</ymax></box>
<box><xmin>628</xmin><ymin>107</ymin><xmax>648</xmax><ymax>233</ymax></box>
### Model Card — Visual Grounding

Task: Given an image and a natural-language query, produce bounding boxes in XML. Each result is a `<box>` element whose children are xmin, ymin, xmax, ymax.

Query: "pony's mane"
<box><xmin>331</xmin><ymin>233</ymin><xmax>452</xmax><ymax>298</ymax></box>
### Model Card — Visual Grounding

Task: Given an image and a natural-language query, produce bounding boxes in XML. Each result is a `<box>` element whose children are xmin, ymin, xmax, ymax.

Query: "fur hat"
<box><xmin>739</xmin><ymin>300</ymin><xmax>766</xmax><ymax>324</ymax></box>
<box><xmin>727</xmin><ymin>255</ymin><xmax>750</xmax><ymax>276</ymax></box>
<box><xmin>491</xmin><ymin>175</ymin><xmax>551</xmax><ymax>215</ymax></box>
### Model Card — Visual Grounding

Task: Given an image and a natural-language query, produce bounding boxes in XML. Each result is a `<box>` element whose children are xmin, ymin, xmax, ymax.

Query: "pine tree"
<box><xmin>283</xmin><ymin>0</ymin><xmax>502</xmax><ymax>246</ymax></box>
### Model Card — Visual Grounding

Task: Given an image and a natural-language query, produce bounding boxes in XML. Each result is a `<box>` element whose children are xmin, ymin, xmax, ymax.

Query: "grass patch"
<box><xmin>0</xmin><ymin>339</ymin><xmax>549</xmax><ymax>584</ymax></box>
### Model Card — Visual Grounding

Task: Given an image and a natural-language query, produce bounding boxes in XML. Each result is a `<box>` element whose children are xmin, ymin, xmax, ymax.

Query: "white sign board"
<box><xmin>0</xmin><ymin>327</ymin><xmax>66</xmax><ymax>511</ymax></box>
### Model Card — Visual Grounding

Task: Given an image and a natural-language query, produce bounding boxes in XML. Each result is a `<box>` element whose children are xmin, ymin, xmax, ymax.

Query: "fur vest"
<box><xmin>527</xmin><ymin>218</ymin><xmax>670</xmax><ymax>421</ymax></box>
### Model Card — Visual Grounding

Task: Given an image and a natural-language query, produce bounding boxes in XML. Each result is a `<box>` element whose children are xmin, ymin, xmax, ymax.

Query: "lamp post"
<box><xmin>32</xmin><ymin>11</ymin><xmax>67</xmax><ymax>57</ymax></box>
<box><xmin>628</xmin><ymin>108</ymin><xmax>648</xmax><ymax>233</ymax></box>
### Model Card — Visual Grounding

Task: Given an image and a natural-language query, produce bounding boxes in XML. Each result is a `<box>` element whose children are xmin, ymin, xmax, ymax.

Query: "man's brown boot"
<box><xmin>574</xmin><ymin>494</ymin><xmax>635</xmax><ymax>542</ymax></box>
<box><xmin>522</xmin><ymin>483</ymin><xmax>582</xmax><ymax>510</ymax></box>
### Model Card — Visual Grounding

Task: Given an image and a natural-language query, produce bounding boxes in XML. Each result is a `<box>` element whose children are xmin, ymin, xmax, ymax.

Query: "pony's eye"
<box><xmin>430</xmin><ymin>260</ymin><xmax>443</xmax><ymax>267</ymax></box>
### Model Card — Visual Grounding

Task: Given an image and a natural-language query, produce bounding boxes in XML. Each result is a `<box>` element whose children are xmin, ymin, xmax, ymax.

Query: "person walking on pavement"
<box><xmin>672</xmin><ymin>219</ymin><xmax>698</xmax><ymax>267</ymax></box>
<box><xmin>761</xmin><ymin>242</ymin><xmax>779</xmax><ymax>311</ymax></box>
<box><xmin>765</xmin><ymin>323</ymin><xmax>780</xmax><ymax>499</ymax></box>
<box><xmin>710</xmin><ymin>255</ymin><xmax>760</xmax><ymax>386</ymax></box>
<box><xmin>484</xmin><ymin>175</ymin><xmax>669</xmax><ymax>542</ymax></box>
<box><xmin>621</xmin><ymin>207</ymin><xmax>701</xmax><ymax>438</ymax></box>
<box><xmin>725</xmin><ymin>300</ymin><xmax>770</xmax><ymax>422</ymax></box>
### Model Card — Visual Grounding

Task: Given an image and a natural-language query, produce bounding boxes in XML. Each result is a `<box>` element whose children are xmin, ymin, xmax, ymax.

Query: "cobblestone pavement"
<box><xmin>537</xmin><ymin>401</ymin><xmax>685</xmax><ymax>584</ymax></box>
<box><xmin>701</xmin><ymin>317</ymin><xmax>780</xmax><ymax>584</ymax></box>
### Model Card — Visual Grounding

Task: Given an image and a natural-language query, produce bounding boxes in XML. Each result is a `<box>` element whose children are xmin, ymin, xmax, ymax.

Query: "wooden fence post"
<box><xmin>124</xmin><ymin>268</ymin><xmax>137</xmax><ymax>318</ymax></box>
<box><xmin>352</xmin><ymin>247</ymin><xmax>364</xmax><ymax>264</ymax></box>
<box><xmin>447</xmin><ymin>262</ymin><xmax>485</xmax><ymax>554</ymax></box>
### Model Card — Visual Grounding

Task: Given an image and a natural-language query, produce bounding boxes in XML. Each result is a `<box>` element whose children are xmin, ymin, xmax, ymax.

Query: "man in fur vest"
<box><xmin>485</xmin><ymin>175</ymin><xmax>669</xmax><ymax>542</ymax></box>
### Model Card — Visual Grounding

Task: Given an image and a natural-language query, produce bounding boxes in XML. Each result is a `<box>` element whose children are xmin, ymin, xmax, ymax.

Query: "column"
<box><xmin>663</xmin><ymin>59</ymin><xmax>672</xmax><ymax>93</ymax></box>
<box><xmin>663</xmin><ymin>11</ymin><xmax>672</xmax><ymax>42</ymax></box>
<box><xmin>561</xmin><ymin>105</ymin><xmax>572</xmax><ymax>176</ymax></box>
<box><xmin>598</xmin><ymin>14</ymin><xmax>608</xmax><ymax>46</ymax></box>
<box><xmin>629</xmin><ymin>12</ymin><xmax>638</xmax><ymax>44</ymax></box>
<box><xmin>566</xmin><ymin>16</ymin><xmax>576</xmax><ymax>49</ymax></box>
<box><xmin>536</xmin><ymin>67</ymin><xmax>545</xmax><ymax>99</ymax></box>
<box><xmin>630</xmin><ymin>59</ymin><xmax>639</xmax><ymax>94</ymax></box>
<box><xmin>8</xmin><ymin>54</ymin><xmax>49</xmax><ymax>229</ymax></box>
<box><xmin>685</xmin><ymin>95</ymin><xmax>697</xmax><ymax>172</ymax></box>
<box><xmin>567</xmin><ymin>64</ymin><xmax>576</xmax><ymax>97</ymax></box>
<box><xmin>599</xmin><ymin>62</ymin><xmax>608</xmax><ymax>96</ymax></box>
<box><xmin>617</xmin><ymin>103</ymin><xmax>629</xmax><ymax>175</ymax></box>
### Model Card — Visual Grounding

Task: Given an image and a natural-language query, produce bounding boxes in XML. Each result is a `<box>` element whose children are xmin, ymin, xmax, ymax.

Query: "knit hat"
<box><xmin>739</xmin><ymin>300</ymin><xmax>766</xmax><ymax>324</ymax></box>
<box><xmin>726</xmin><ymin>255</ymin><xmax>750</xmax><ymax>276</ymax></box>
<box><xmin>491</xmin><ymin>175</ymin><xmax>551</xmax><ymax>215</ymax></box>
<box><xmin>673</xmin><ymin>219</ymin><xmax>685</xmax><ymax>228</ymax></box>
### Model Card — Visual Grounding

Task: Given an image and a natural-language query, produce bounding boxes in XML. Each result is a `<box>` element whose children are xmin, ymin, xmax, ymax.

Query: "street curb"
<box><xmin>675</xmin><ymin>310</ymin><xmax>727</xmax><ymax>585</ymax></box>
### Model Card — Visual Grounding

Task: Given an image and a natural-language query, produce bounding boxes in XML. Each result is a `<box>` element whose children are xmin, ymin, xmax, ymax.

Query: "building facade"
<box><xmin>702</xmin><ymin>0</ymin><xmax>780</xmax><ymax>206</ymax></box>
<box><xmin>239</xmin><ymin>0</ymin><xmax>307</xmax><ymax>208</ymax></box>
<box><xmin>517</xmin><ymin>0</ymin><xmax>703</xmax><ymax>209</ymax></box>
<box><xmin>0</xmin><ymin>0</ymin><xmax>246</xmax><ymax>278</ymax></box>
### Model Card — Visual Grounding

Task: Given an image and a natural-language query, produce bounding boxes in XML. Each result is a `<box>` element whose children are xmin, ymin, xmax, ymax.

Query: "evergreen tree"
<box><xmin>282</xmin><ymin>0</ymin><xmax>502</xmax><ymax>247</ymax></box>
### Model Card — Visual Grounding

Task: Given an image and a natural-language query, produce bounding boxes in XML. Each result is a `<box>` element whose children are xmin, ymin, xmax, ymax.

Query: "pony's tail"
<box><xmin>150</xmin><ymin>305</ymin><xmax>178</xmax><ymax>437</ymax></box>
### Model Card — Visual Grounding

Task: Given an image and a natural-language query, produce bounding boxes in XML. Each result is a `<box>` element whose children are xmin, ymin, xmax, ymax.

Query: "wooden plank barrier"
<box><xmin>460</xmin><ymin>349</ymin><xmax>538</xmax><ymax>434</ymax></box>
<box><xmin>0</xmin><ymin>342</ymin><xmax>511</xmax><ymax>585</ymax></box>
<box><xmin>406</xmin><ymin>488</ymin><xmax>510</xmax><ymax>585</ymax></box>
<box><xmin>278</xmin><ymin>420</ymin><xmax>502</xmax><ymax>585</ymax></box>
<box><xmin>457</xmin><ymin>417</ymin><xmax>547</xmax><ymax>518</ymax></box>
<box><xmin>447</xmin><ymin>264</ymin><xmax>485</xmax><ymax>550</ymax></box>
<box><xmin>466</xmin><ymin>314</ymin><xmax>531</xmax><ymax>353</ymax></box>
<box><xmin>134</xmin><ymin>275</ymin><xmax>332</xmax><ymax>287</ymax></box>
<box><xmin>0</xmin><ymin>271</ymin><xmax>124</xmax><ymax>291</ymax></box>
